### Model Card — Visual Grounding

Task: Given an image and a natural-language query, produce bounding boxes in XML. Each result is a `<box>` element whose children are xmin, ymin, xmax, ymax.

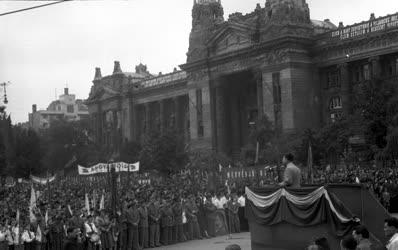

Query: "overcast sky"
<box><xmin>1</xmin><ymin>0</ymin><xmax>398</xmax><ymax>123</ymax></box>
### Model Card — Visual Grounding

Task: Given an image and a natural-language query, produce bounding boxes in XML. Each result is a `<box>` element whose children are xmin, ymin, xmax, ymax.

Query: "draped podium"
<box><xmin>245</xmin><ymin>186</ymin><xmax>360</xmax><ymax>250</ymax></box>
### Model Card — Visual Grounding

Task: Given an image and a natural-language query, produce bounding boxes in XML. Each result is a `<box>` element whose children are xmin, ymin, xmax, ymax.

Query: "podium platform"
<box><xmin>245</xmin><ymin>184</ymin><xmax>389</xmax><ymax>250</ymax></box>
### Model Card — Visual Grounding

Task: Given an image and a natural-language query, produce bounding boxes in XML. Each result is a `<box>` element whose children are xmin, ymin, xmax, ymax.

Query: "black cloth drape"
<box><xmin>245</xmin><ymin>186</ymin><xmax>358</xmax><ymax>237</ymax></box>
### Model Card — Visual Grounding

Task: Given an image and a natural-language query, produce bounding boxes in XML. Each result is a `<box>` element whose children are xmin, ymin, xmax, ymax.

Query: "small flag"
<box><xmin>355</xmin><ymin>177</ymin><xmax>360</xmax><ymax>184</ymax></box>
<box><xmin>16</xmin><ymin>209</ymin><xmax>20</xmax><ymax>223</ymax></box>
<box><xmin>67</xmin><ymin>205</ymin><xmax>73</xmax><ymax>216</ymax></box>
<box><xmin>85</xmin><ymin>193</ymin><xmax>90</xmax><ymax>213</ymax></box>
<box><xmin>30</xmin><ymin>185</ymin><xmax>37</xmax><ymax>223</ymax></box>
<box><xmin>99</xmin><ymin>192</ymin><xmax>105</xmax><ymax>210</ymax></box>
<box><xmin>45</xmin><ymin>210</ymin><xmax>48</xmax><ymax>226</ymax></box>
<box><xmin>219</xmin><ymin>164</ymin><xmax>223</xmax><ymax>173</ymax></box>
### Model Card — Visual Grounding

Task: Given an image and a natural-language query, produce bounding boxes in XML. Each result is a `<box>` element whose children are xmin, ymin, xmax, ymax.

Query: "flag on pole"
<box><xmin>16</xmin><ymin>209</ymin><xmax>20</xmax><ymax>223</ymax></box>
<box><xmin>92</xmin><ymin>189</ymin><xmax>97</xmax><ymax>210</ymax></box>
<box><xmin>45</xmin><ymin>210</ymin><xmax>48</xmax><ymax>226</ymax></box>
<box><xmin>67</xmin><ymin>205</ymin><xmax>73</xmax><ymax>216</ymax></box>
<box><xmin>29</xmin><ymin>185</ymin><xmax>37</xmax><ymax>223</ymax></box>
<box><xmin>99</xmin><ymin>191</ymin><xmax>105</xmax><ymax>210</ymax></box>
<box><xmin>355</xmin><ymin>177</ymin><xmax>360</xmax><ymax>184</ymax></box>
<box><xmin>307</xmin><ymin>142</ymin><xmax>314</xmax><ymax>184</ymax></box>
<box><xmin>85</xmin><ymin>193</ymin><xmax>90</xmax><ymax>212</ymax></box>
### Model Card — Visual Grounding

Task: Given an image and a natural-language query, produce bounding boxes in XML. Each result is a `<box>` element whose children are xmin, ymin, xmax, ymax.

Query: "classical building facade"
<box><xmin>86</xmin><ymin>0</ymin><xmax>398</xmax><ymax>160</ymax></box>
<box><xmin>29</xmin><ymin>88</ymin><xmax>89</xmax><ymax>131</ymax></box>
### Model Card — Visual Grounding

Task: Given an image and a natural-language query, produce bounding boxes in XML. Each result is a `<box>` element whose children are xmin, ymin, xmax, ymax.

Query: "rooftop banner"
<box><xmin>78</xmin><ymin>162</ymin><xmax>140</xmax><ymax>175</ymax></box>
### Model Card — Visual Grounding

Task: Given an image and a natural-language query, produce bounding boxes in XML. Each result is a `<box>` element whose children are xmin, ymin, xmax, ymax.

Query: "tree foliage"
<box><xmin>139</xmin><ymin>130</ymin><xmax>187</xmax><ymax>173</ymax></box>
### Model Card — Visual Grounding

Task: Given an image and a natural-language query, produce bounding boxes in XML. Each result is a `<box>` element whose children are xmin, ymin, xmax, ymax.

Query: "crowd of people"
<box><xmin>311</xmin><ymin>165</ymin><xmax>398</xmax><ymax>211</ymax></box>
<box><xmin>0</xmin><ymin>171</ymin><xmax>247</xmax><ymax>250</ymax></box>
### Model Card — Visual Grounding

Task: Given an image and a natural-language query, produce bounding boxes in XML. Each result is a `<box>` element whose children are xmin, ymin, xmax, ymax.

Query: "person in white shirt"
<box><xmin>84</xmin><ymin>215</ymin><xmax>100</xmax><ymax>249</ymax></box>
<box><xmin>0</xmin><ymin>223</ymin><xmax>7</xmax><ymax>249</ymax></box>
<box><xmin>237</xmin><ymin>195</ymin><xmax>245</xmax><ymax>207</ymax></box>
<box><xmin>385</xmin><ymin>217</ymin><xmax>398</xmax><ymax>250</ymax></box>
<box><xmin>21</xmin><ymin>224</ymin><xmax>35</xmax><ymax>250</ymax></box>
<box><xmin>10</xmin><ymin>221</ymin><xmax>22</xmax><ymax>250</ymax></box>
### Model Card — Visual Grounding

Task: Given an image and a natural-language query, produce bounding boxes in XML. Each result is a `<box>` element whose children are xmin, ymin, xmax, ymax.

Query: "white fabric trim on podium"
<box><xmin>245</xmin><ymin>187</ymin><xmax>353</xmax><ymax>223</ymax></box>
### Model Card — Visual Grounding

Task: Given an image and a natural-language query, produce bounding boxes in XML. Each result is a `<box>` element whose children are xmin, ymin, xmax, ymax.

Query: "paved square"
<box><xmin>147</xmin><ymin>232</ymin><xmax>251</xmax><ymax>250</ymax></box>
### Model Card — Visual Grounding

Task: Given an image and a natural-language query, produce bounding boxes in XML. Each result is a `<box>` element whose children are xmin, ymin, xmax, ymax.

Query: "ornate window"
<box><xmin>329</xmin><ymin>96</ymin><xmax>342</xmax><ymax>110</ymax></box>
<box><xmin>67</xmin><ymin>105</ymin><xmax>74</xmax><ymax>113</ymax></box>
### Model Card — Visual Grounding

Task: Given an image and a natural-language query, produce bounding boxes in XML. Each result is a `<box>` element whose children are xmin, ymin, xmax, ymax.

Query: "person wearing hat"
<box><xmin>185</xmin><ymin>196</ymin><xmax>201</xmax><ymax>241</ymax></box>
<box><xmin>119</xmin><ymin>201</ymin><xmax>129</xmax><ymax>250</ymax></box>
<box><xmin>0</xmin><ymin>220</ymin><xmax>8</xmax><ymax>250</ymax></box>
<box><xmin>97</xmin><ymin>210</ymin><xmax>114</xmax><ymax>250</ymax></box>
<box><xmin>84</xmin><ymin>215</ymin><xmax>99</xmax><ymax>250</ymax></box>
<box><xmin>126</xmin><ymin>200</ymin><xmax>140</xmax><ymax>250</ymax></box>
<box><xmin>204</xmin><ymin>194</ymin><xmax>217</xmax><ymax>238</ymax></box>
<box><xmin>148</xmin><ymin>200</ymin><xmax>160</xmax><ymax>248</ymax></box>
<box><xmin>172</xmin><ymin>196</ymin><xmax>184</xmax><ymax>243</ymax></box>
<box><xmin>21</xmin><ymin>224</ymin><xmax>35</xmax><ymax>250</ymax></box>
<box><xmin>62</xmin><ymin>227</ymin><xmax>80</xmax><ymax>250</ymax></box>
<box><xmin>48</xmin><ymin>214</ymin><xmax>64</xmax><ymax>250</ymax></box>
<box><xmin>138</xmin><ymin>199</ymin><xmax>149</xmax><ymax>249</ymax></box>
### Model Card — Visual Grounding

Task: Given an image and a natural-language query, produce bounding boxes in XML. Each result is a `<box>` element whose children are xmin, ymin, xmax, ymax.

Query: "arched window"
<box><xmin>329</xmin><ymin>97</ymin><xmax>342</xmax><ymax>110</ymax></box>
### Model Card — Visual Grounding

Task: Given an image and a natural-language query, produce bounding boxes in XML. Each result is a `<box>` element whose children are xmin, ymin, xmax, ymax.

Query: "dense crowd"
<box><xmin>311</xmin><ymin>166</ymin><xmax>398</xmax><ymax>210</ymax></box>
<box><xmin>0</xmin><ymin>171</ymin><xmax>247</xmax><ymax>250</ymax></box>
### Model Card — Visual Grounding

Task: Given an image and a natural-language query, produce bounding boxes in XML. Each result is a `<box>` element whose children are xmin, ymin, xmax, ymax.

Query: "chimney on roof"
<box><xmin>370</xmin><ymin>13</ymin><xmax>375</xmax><ymax>20</ymax></box>
<box><xmin>338</xmin><ymin>22</ymin><xmax>344</xmax><ymax>28</ymax></box>
<box><xmin>64</xmin><ymin>88</ymin><xmax>69</xmax><ymax>95</ymax></box>
<box><xmin>174</xmin><ymin>67</ymin><xmax>178</xmax><ymax>72</ymax></box>
<box><xmin>32</xmin><ymin>104</ymin><xmax>37</xmax><ymax>113</ymax></box>
<box><xmin>159</xmin><ymin>72</ymin><xmax>162</xmax><ymax>76</ymax></box>
<box><xmin>324</xmin><ymin>19</ymin><xmax>330</xmax><ymax>22</ymax></box>
<box><xmin>93</xmin><ymin>67</ymin><xmax>102</xmax><ymax>82</ymax></box>
<box><xmin>113</xmin><ymin>61</ymin><xmax>123</xmax><ymax>74</ymax></box>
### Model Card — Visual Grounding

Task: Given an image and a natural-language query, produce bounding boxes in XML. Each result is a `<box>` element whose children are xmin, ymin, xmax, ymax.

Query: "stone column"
<box><xmin>144</xmin><ymin>103</ymin><xmax>150</xmax><ymax>134</ymax></box>
<box><xmin>215</xmin><ymin>86</ymin><xmax>227</xmax><ymax>154</ymax></box>
<box><xmin>131</xmin><ymin>103</ymin><xmax>138</xmax><ymax>141</ymax></box>
<box><xmin>254</xmin><ymin>71</ymin><xmax>264</xmax><ymax>118</ymax></box>
<box><xmin>173</xmin><ymin>97</ymin><xmax>181</xmax><ymax>132</ymax></box>
<box><xmin>339</xmin><ymin>63</ymin><xmax>350</xmax><ymax>114</ymax></box>
<box><xmin>159</xmin><ymin>100</ymin><xmax>165</xmax><ymax>133</ymax></box>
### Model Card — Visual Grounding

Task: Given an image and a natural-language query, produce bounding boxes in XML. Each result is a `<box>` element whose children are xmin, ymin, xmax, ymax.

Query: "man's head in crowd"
<box><xmin>66</xmin><ymin>227</ymin><xmax>79</xmax><ymax>240</ymax></box>
<box><xmin>384</xmin><ymin>217</ymin><xmax>398</xmax><ymax>239</ymax></box>
<box><xmin>340</xmin><ymin>235</ymin><xmax>357</xmax><ymax>250</ymax></box>
<box><xmin>225</xmin><ymin>244</ymin><xmax>241</xmax><ymax>250</ymax></box>
<box><xmin>352</xmin><ymin>225</ymin><xmax>369</xmax><ymax>242</ymax></box>
<box><xmin>282</xmin><ymin>153</ymin><xmax>294</xmax><ymax>165</ymax></box>
<box><xmin>314</xmin><ymin>237</ymin><xmax>330</xmax><ymax>250</ymax></box>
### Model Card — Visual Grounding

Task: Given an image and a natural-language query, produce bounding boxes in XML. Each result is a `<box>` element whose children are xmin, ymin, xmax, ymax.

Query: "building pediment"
<box><xmin>207</xmin><ymin>22</ymin><xmax>253</xmax><ymax>56</ymax></box>
<box><xmin>87</xmin><ymin>86</ymin><xmax>121</xmax><ymax>104</ymax></box>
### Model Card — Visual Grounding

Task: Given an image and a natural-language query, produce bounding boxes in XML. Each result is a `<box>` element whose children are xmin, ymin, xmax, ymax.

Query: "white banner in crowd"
<box><xmin>78</xmin><ymin>162</ymin><xmax>140</xmax><ymax>175</ymax></box>
<box><xmin>30</xmin><ymin>174</ymin><xmax>57</xmax><ymax>185</ymax></box>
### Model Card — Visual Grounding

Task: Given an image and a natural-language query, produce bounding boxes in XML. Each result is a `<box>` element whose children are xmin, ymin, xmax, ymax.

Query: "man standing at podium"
<box><xmin>279</xmin><ymin>153</ymin><xmax>301</xmax><ymax>188</ymax></box>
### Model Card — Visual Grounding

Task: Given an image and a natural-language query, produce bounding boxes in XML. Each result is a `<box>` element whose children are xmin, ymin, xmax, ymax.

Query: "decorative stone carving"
<box><xmin>264</xmin><ymin>49</ymin><xmax>289</xmax><ymax>65</ymax></box>
<box><xmin>188</xmin><ymin>69</ymin><xmax>209</xmax><ymax>82</ymax></box>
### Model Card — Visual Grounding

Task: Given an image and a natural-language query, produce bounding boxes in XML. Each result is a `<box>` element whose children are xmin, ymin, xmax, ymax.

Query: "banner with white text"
<box><xmin>78</xmin><ymin>162</ymin><xmax>140</xmax><ymax>175</ymax></box>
